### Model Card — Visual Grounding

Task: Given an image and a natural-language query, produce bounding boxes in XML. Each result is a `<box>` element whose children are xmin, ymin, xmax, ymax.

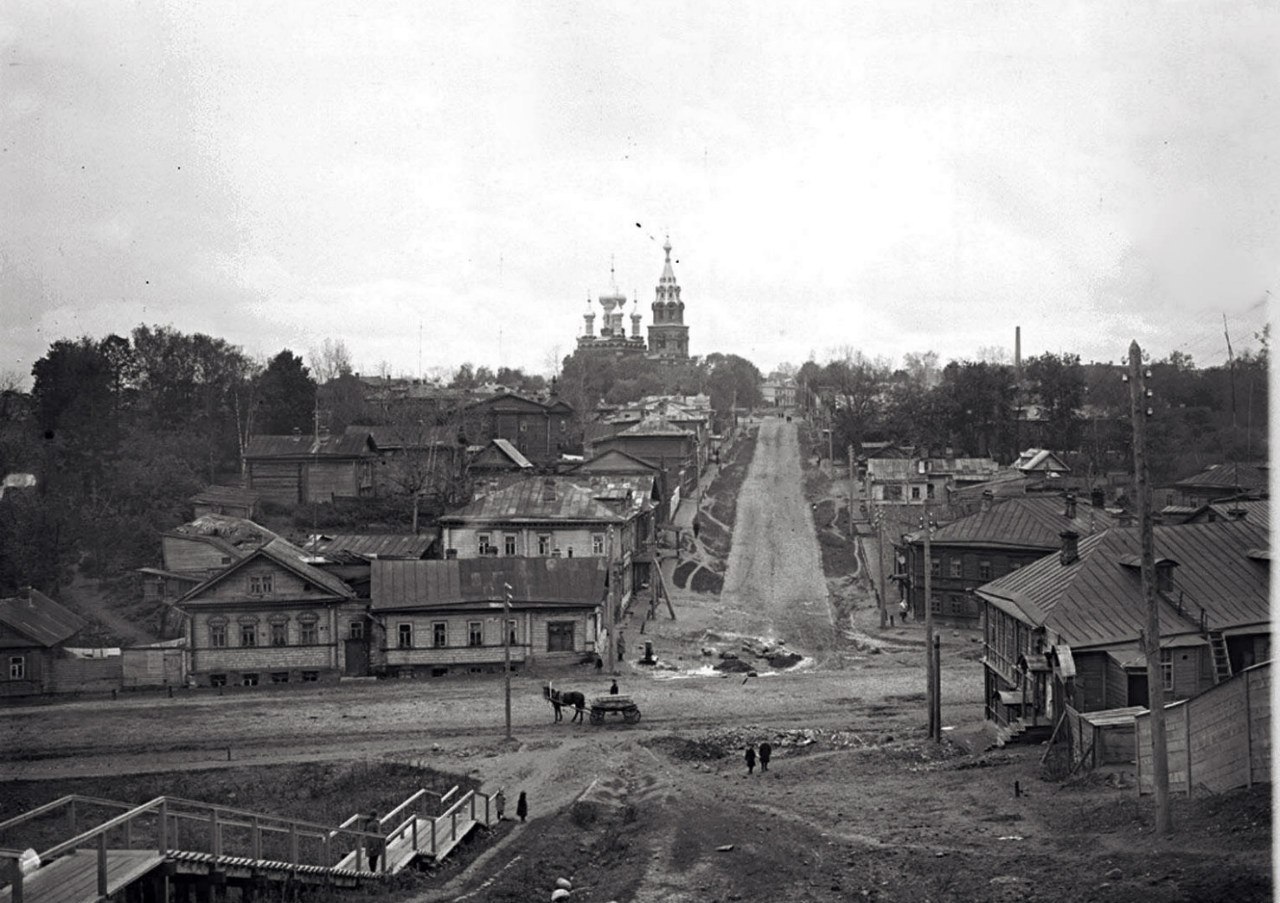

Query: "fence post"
<box><xmin>158</xmin><ymin>801</ymin><xmax>169</xmax><ymax>853</ymax></box>
<box><xmin>411</xmin><ymin>818</ymin><xmax>418</xmax><ymax>852</ymax></box>
<box><xmin>323</xmin><ymin>832</ymin><xmax>332</xmax><ymax>867</ymax></box>
<box><xmin>1244</xmin><ymin>675</ymin><xmax>1253</xmax><ymax>787</ymax></box>
<box><xmin>68</xmin><ymin>800</ymin><xmax>77</xmax><ymax>836</ymax></box>
<box><xmin>10</xmin><ymin>858</ymin><xmax>24</xmax><ymax>903</ymax></box>
<box><xmin>451</xmin><ymin>811</ymin><xmax>457</xmax><ymax>841</ymax></box>
<box><xmin>251</xmin><ymin>816</ymin><xmax>261</xmax><ymax>860</ymax></box>
<box><xmin>470</xmin><ymin>793</ymin><xmax>476</xmax><ymax>821</ymax></box>
<box><xmin>124</xmin><ymin>815</ymin><xmax>133</xmax><ymax>850</ymax></box>
<box><xmin>211</xmin><ymin>809</ymin><xmax>221</xmax><ymax>859</ymax></box>
<box><xmin>97</xmin><ymin>832</ymin><xmax>109</xmax><ymax>899</ymax></box>
<box><xmin>430</xmin><ymin>816</ymin><xmax>437</xmax><ymax>857</ymax></box>
<box><xmin>289</xmin><ymin>823</ymin><xmax>299</xmax><ymax>865</ymax></box>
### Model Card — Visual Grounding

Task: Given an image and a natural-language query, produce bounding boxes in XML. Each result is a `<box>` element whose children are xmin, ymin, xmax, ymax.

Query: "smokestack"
<box><xmin>1059</xmin><ymin>530</ymin><xmax>1079</xmax><ymax>565</ymax></box>
<box><xmin>1090</xmin><ymin>487</ymin><xmax>1105</xmax><ymax>509</ymax></box>
<box><xmin>1015</xmin><ymin>326</ymin><xmax>1022</xmax><ymax>378</ymax></box>
<box><xmin>1063</xmin><ymin>492</ymin><xmax>1077</xmax><ymax>519</ymax></box>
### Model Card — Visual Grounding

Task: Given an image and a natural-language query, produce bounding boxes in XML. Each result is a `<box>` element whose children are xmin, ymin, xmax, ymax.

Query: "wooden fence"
<box><xmin>1136</xmin><ymin>660</ymin><xmax>1270</xmax><ymax>795</ymax></box>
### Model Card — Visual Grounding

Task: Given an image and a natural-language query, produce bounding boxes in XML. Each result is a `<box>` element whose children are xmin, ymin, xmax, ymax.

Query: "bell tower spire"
<box><xmin>647</xmin><ymin>236</ymin><xmax>690</xmax><ymax>359</ymax></box>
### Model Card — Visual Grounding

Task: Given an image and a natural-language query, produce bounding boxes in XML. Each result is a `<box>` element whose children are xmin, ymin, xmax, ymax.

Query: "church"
<box><xmin>576</xmin><ymin>238</ymin><xmax>691</xmax><ymax>361</ymax></box>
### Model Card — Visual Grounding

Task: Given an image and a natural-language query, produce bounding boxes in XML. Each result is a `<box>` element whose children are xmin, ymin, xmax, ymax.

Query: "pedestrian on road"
<box><xmin>494</xmin><ymin>789</ymin><xmax>506</xmax><ymax>822</ymax></box>
<box><xmin>744</xmin><ymin>746</ymin><xmax>756</xmax><ymax>775</ymax></box>
<box><xmin>362</xmin><ymin>813</ymin><xmax>383</xmax><ymax>872</ymax></box>
<box><xmin>610</xmin><ymin>679</ymin><xmax>619</xmax><ymax>695</ymax></box>
<box><xmin>900</xmin><ymin>599</ymin><xmax>910</xmax><ymax>622</ymax></box>
<box><xmin>692</xmin><ymin>518</ymin><xmax>701</xmax><ymax>541</ymax></box>
<box><xmin>617</xmin><ymin>636</ymin><xmax>626</xmax><ymax>662</ymax></box>
<box><xmin>595</xmin><ymin>654</ymin><xmax>604</xmax><ymax>671</ymax></box>
<box><xmin>516</xmin><ymin>791</ymin><xmax>528</xmax><ymax>823</ymax></box>
<box><xmin>758</xmin><ymin>742</ymin><xmax>772</xmax><ymax>772</ymax></box>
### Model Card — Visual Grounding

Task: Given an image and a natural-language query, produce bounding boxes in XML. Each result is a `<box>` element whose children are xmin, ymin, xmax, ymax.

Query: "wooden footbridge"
<box><xmin>1</xmin><ymin>788</ymin><xmax>496</xmax><ymax>903</ymax></box>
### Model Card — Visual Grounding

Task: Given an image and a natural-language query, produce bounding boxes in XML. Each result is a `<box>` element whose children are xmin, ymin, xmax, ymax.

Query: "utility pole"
<box><xmin>1129</xmin><ymin>340</ymin><xmax>1171</xmax><ymax>834</ymax></box>
<box><xmin>875</xmin><ymin>505</ymin><xmax>887</xmax><ymax>629</ymax></box>
<box><xmin>922</xmin><ymin>495</ymin><xmax>940</xmax><ymax>741</ymax></box>
<box><xmin>848</xmin><ymin>444</ymin><xmax>856</xmax><ymax>535</ymax></box>
<box><xmin>605</xmin><ymin>530</ymin><xmax>618</xmax><ymax>675</ymax></box>
<box><xmin>502</xmin><ymin>583</ymin><xmax>513</xmax><ymax>740</ymax></box>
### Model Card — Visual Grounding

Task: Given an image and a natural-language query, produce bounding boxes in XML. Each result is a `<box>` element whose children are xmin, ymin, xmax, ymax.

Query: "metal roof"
<box><xmin>371</xmin><ymin>557</ymin><xmax>606</xmax><ymax>611</ymax></box>
<box><xmin>978</xmin><ymin>520</ymin><xmax>1270</xmax><ymax>648</ymax></box>
<box><xmin>362</xmin><ymin>424</ymin><xmax>458</xmax><ymax>450</ymax></box>
<box><xmin>0</xmin><ymin>588</ymin><xmax>86</xmax><ymax>647</ymax></box>
<box><xmin>488</xmin><ymin>439</ymin><xmax>534</xmax><ymax>469</ymax></box>
<box><xmin>909</xmin><ymin>496</ymin><xmax>1113</xmax><ymax>548</ymax></box>
<box><xmin>1174</xmin><ymin>462</ymin><xmax>1267</xmax><ymax>492</ymax></box>
<box><xmin>440</xmin><ymin>476</ymin><xmax>628</xmax><ymax>524</ymax></box>
<box><xmin>244</xmin><ymin>427</ymin><xmax>375</xmax><ymax>459</ymax></box>
<box><xmin>568</xmin><ymin>449</ymin><xmax>662</xmax><ymax>474</ymax></box>
<box><xmin>1013</xmin><ymin>449</ymin><xmax>1071</xmax><ymax>473</ymax></box>
<box><xmin>307</xmin><ymin>534</ymin><xmax>434</xmax><ymax>560</ymax></box>
<box><xmin>178</xmin><ymin>537</ymin><xmax>356</xmax><ymax>603</ymax></box>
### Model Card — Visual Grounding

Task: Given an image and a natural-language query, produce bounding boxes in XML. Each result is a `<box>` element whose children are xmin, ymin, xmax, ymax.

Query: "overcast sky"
<box><xmin>3</xmin><ymin>2</ymin><xmax>1276</xmax><ymax>385</ymax></box>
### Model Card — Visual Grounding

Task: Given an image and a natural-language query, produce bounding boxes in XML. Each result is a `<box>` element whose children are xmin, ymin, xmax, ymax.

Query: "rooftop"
<box><xmin>371</xmin><ymin>557</ymin><xmax>606</xmax><ymax>611</ymax></box>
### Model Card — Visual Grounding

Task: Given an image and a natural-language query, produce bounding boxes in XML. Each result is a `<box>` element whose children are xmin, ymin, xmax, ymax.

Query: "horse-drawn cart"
<box><xmin>589</xmin><ymin>694</ymin><xmax>641</xmax><ymax>725</ymax></box>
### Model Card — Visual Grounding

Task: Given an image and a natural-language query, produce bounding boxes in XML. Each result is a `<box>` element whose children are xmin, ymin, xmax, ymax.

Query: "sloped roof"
<box><xmin>440</xmin><ymin>476</ymin><xmax>626</xmax><ymax>524</ymax></box>
<box><xmin>618</xmin><ymin>416</ymin><xmax>695</xmax><ymax>438</ymax></box>
<box><xmin>244</xmin><ymin>427</ymin><xmax>375</xmax><ymax>459</ymax></box>
<box><xmin>468</xmin><ymin>439</ymin><xmax>535</xmax><ymax>471</ymax></box>
<box><xmin>178</xmin><ymin>537</ymin><xmax>356</xmax><ymax>603</ymax></box>
<box><xmin>1174</xmin><ymin>462</ymin><xmax>1268</xmax><ymax>493</ymax></box>
<box><xmin>913</xmin><ymin>496</ymin><xmax>1114</xmax><ymax>549</ymax></box>
<box><xmin>1014</xmin><ymin>449</ymin><xmax>1071</xmax><ymax>474</ymax></box>
<box><xmin>978</xmin><ymin>520</ymin><xmax>1270</xmax><ymax>648</ymax></box>
<box><xmin>363</xmin><ymin>424</ymin><xmax>458</xmax><ymax>449</ymax></box>
<box><xmin>307</xmin><ymin>534</ymin><xmax>434</xmax><ymax>560</ymax></box>
<box><xmin>166</xmin><ymin>514</ymin><xmax>280</xmax><ymax>556</ymax></box>
<box><xmin>1199</xmin><ymin>499</ymin><xmax>1270</xmax><ymax>531</ymax></box>
<box><xmin>568</xmin><ymin>449</ymin><xmax>662</xmax><ymax>475</ymax></box>
<box><xmin>0</xmin><ymin>588</ymin><xmax>86</xmax><ymax>647</ymax></box>
<box><xmin>371</xmin><ymin>557</ymin><xmax>606</xmax><ymax>611</ymax></box>
<box><xmin>465</xmin><ymin>391</ymin><xmax>549</xmax><ymax>414</ymax></box>
<box><xmin>189</xmin><ymin>485</ymin><xmax>259</xmax><ymax>507</ymax></box>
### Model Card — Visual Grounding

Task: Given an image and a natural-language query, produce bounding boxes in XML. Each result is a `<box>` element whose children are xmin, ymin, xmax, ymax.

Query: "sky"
<box><xmin>2</xmin><ymin>1</ymin><xmax>1276</xmax><ymax>387</ymax></box>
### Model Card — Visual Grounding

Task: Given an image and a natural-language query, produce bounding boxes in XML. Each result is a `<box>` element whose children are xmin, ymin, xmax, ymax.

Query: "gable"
<box><xmin>178</xmin><ymin>540</ymin><xmax>355</xmax><ymax>604</ymax></box>
<box><xmin>570</xmin><ymin>449</ymin><xmax>661</xmax><ymax>474</ymax></box>
<box><xmin>471</xmin><ymin>393</ymin><xmax>548</xmax><ymax>415</ymax></box>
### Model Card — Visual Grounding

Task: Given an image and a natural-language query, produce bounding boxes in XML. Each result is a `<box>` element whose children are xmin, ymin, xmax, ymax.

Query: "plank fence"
<box><xmin>1136</xmin><ymin>660</ymin><xmax>1270</xmax><ymax>795</ymax></box>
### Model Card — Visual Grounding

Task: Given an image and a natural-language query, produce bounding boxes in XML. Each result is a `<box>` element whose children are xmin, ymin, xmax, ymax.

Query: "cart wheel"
<box><xmin>590</xmin><ymin>709</ymin><xmax>604</xmax><ymax>725</ymax></box>
<box><xmin>624</xmin><ymin>709</ymin><xmax>641</xmax><ymax>724</ymax></box>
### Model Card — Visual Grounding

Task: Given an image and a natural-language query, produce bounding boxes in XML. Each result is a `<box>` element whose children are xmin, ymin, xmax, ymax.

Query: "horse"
<box><xmin>543</xmin><ymin>685</ymin><xmax>586</xmax><ymax>723</ymax></box>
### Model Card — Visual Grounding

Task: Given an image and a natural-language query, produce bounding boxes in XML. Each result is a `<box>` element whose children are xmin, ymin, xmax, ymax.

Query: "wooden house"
<box><xmin>464</xmin><ymin>392</ymin><xmax>575</xmax><ymax>466</ymax></box>
<box><xmin>368</xmin><ymin>557</ymin><xmax>605</xmax><ymax>676</ymax></box>
<box><xmin>587</xmin><ymin>414</ymin><xmax>699</xmax><ymax>502</ymax></box>
<box><xmin>0</xmin><ymin>587</ymin><xmax>110</xmax><ymax>697</ymax></box>
<box><xmin>895</xmin><ymin>493</ymin><xmax>1113</xmax><ymax>626</ymax></box>
<box><xmin>976</xmin><ymin>519</ymin><xmax>1270</xmax><ymax>735</ymax></box>
<box><xmin>1164</xmin><ymin>462</ymin><xmax>1268</xmax><ymax>508</ymax></box>
<box><xmin>243</xmin><ymin>428</ymin><xmax>377</xmax><ymax>506</ymax></box>
<box><xmin>467</xmin><ymin>439</ymin><xmax>536</xmax><ymax>494</ymax></box>
<box><xmin>140</xmin><ymin>515</ymin><xmax>280</xmax><ymax>612</ymax></box>
<box><xmin>176</xmin><ymin>538</ymin><xmax>361</xmax><ymax>686</ymax></box>
<box><xmin>1012</xmin><ymin>448</ymin><xmax>1071</xmax><ymax>477</ymax></box>
<box><xmin>189</xmin><ymin>485</ymin><xmax>260</xmax><ymax>519</ymax></box>
<box><xmin>566</xmin><ymin>450</ymin><xmax>669</xmax><ymax>523</ymax></box>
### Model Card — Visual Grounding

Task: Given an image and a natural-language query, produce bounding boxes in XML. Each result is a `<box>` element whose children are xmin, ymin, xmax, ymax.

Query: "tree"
<box><xmin>308</xmin><ymin>338</ymin><xmax>354</xmax><ymax>384</ymax></box>
<box><xmin>935</xmin><ymin>361</ymin><xmax>1016</xmax><ymax>458</ymax></box>
<box><xmin>901</xmin><ymin>351</ymin><xmax>941</xmax><ymax>390</ymax></box>
<box><xmin>255</xmin><ymin>351</ymin><xmax>316</xmax><ymax>434</ymax></box>
<box><xmin>705</xmin><ymin>353</ymin><xmax>763</xmax><ymax>429</ymax></box>
<box><xmin>1026</xmin><ymin>352</ymin><xmax>1085</xmax><ymax>451</ymax></box>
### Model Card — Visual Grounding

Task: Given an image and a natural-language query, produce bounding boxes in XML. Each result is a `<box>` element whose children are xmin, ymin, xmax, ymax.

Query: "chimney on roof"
<box><xmin>543</xmin><ymin>477</ymin><xmax>556</xmax><ymax>502</ymax></box>
<box><xmin>1059</xmin><ymin>530</ymin><xmax>1079</xmax><ymax>565</ymax></box>
<box><xmin>1064</xmin><ymin>492</ymin><xmax>1077</xmax><ymax>519</ymax></box>
<box><xmin>1226</xmin><ymin>507</ymin><xmax>1248</xmax><ymax>521</ymax></box>
<box><xmin>980</xmin><ymin>490</ymin><xmax>994</xmax><ymax>513</ymax></box>
<box><xmin>1090</xmin><ymin>487</ymin><xmax>1105</xmax><ymax>509</ymax></box>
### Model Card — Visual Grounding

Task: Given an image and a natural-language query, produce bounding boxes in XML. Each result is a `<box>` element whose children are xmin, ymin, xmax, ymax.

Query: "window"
<box><xmin>271</xmin><ymin>672</ymin><xmax>289</xmax><ymax>684</ymax></box>
<box><xmin>241</xmin><ymin>673</ymin><xmax>259</xmax><ymax>687</ymax></box>
<box><xmin>349</xmin><ymin>620</ymin><xmax>365</xmax><ymax>640</ymax></box>
<box><xmin>271</xmin><ymin>622</ymin><xmax>288</xmax><ymax>647</ymax></box>
<box><xmin>948</xmin><ymin>595</ymin><xmax>965</xmax><ymax>615</ymax></box>
<box><xmin>398</xmin><ymin>624</ymin><xmax>413</xmax><ymax>649</ymax></box>
<box><xmin>910</xmin><ymin>486</ymin><xmax>921</xmax><ymax>500</ymax></box>
<box><xmin>504</xmin><ymin>534</ymin><xmax>518</xmax><ymax>556</ymax></box>
<box><xmin>468</xmin><ymin>621</ymin><xmax>483</xmax><ymax>647</ymax></box>
<box><xmin>209</xmin><ymin>621</ymin><xmax>228</xmax><ymax>648</ymax></box>
<box><xmin>566</xmin><ymin>547</ymin><xmax>574</xmax><ymax>558</ymax></box>
<box><xmin>927</xmin><ymin>484</ymin><xmax>936</xmax><ymax>499</ymax></box>
<box><xmin>301</xmin><ymin>671</ymin><xmax>319</xmax><ymax>682</ymax></box>
<box><xmin>930</xmin><ymin>558</ymin><xmax>941</xmax><ymax>578</ymax></box>
<box><xmin>978</xmin><ymin>560</ymin><xmax>992</xmax><ymax>581</ymax></box>
<box><xmin>433</xmin><ymin>622</ymin><xmax>447</xmax><ymax>648</ymax></box>
<box><xmin>240</xmin><ymin>624</ymin><xmax>258</xmax><ymax>647</ymax></box>
<box><xmin>210</xmin><ymin>674</ymin><xmax>227</xmax><ymax>687</ymax></box>
<box><xmin>538</xmin><ymin>534</ymin><xmax>552</xmax><ymax>556</ymax></box>
<box><xmin>8</xmin><ymin>656</ymin><xmax>25</xmax><ymax>680</ymax></box>
<box><xmin>299</xmin><ymin>620</ymin><xmax>318</xmax><ymax>645</ymax></box>
<box><xmin>547</xmin><ymin>621</ymin><xmax>575</xmax><ymax>652</ymax></box>
<box><xmin>507</xmin><ymin>619</ymin><xmax>519</xmax><ymax>645</ymax></box>
<box><xmin>949</xmin><ymin>558</ymin><xmax>962</xmax><ymax>578</ymax></box>
<box><xmin>249</xmin><ymin>574</ymin><xmax>273</xmax><ymax>595</ymax></box>
<box><xmin>478</xmin><ymin>534</ymin><xmax>493</xmax><ymax>555</ymax></box>
<box><xmin>221</xmin><ymin>556</ymin><xmax>232</xmax><ymax>565</ymax></box>
<box><xmin>591</xmin><ymin>533</ymin><xmax>606</xmax><ymax>555</ymax></box>
<box><xmin>1159</xmin><ymin>649</ymin><xmax>1174</xmax><ymax>692</ymax></box>
<box><xmin>929</xmin><ymin>595</ymin><xmax>942</xmax><ymax>614</ymax></box>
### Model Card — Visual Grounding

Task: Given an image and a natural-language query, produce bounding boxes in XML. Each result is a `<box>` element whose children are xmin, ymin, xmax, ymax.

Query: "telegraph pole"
<box><xmin>847</xmin><ymin>444</ymin><xmax>856</xmax><ymax>535</ymax></box>
<box><xmin>502</xmin><ymin>582</ymin><xmax>513</xmax><ymax>740</ymax></box>
<box><xmin>922</xmin><ymin>495</ymin><xmax>940</xmax><ymax>741</ymax></box>
<box><xmin>875</xmin><ymin>505</ymin><xmax>887</xmax><ymax>629</ymax></box>
<box><xmin>1129</xmin><ymin>341</ymin><xmax>1171</xmax><ymax>834</ymax></box>
<box><xmin>605</xmin><ymin>531</ymin><xmax>618</xmax><ymax>675</ymax></box>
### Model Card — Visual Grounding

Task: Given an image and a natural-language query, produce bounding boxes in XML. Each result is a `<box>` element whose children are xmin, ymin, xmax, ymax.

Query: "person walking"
<box><xmin>362</xmin><ymin>813</ymin><xmax>384</xmax><ymax>872</ymax></box>
<box><xmin>494</xmin><ymin>789</ymin><xmax>506</xmax><ymax>822</ymax></box>
<box><xmin>609</xmin><ymin>679</ymin><xmax>619</xmax><ymax>695</ymax></box>
<box><xmin>744</xmin><ymin>746</ymin><xmax>756</xmax><ymax>775</ymax></box>
<box><xmin>758</xmin><ymin>742</ymin><xmax>772</xmax><ymax>772</ymax></box>
<box><xmin>692</xmin><ymin>518</ymin><xmax>701</xmax><ymax>541</ymax></box>
<box><xmin>516</xmin><ymin>791</ymin><xmax>528</xmax><ymax>823</ymax></box>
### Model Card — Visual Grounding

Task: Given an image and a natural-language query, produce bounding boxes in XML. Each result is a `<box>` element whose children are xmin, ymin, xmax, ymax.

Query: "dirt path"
<box><xmin>721</xmin><ymin>420</ymin><xmax>841</xmax><ymax>664</ymax></box>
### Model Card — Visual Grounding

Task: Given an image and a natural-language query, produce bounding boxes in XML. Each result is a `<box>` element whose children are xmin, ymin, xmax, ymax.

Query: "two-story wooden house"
<box><xmin>464</xmin><ymin>392</ymin><xmax>575</xmax><ymax>466</ymax></box>
<box><xmin>243</xmin><ymin>428</ymin><xmax>378</xmax><ymax>506</ymax></box>
<box><xmin>176</xmin><ymin>537</ymin><xmax>360</xmax><ymax>687</ymax></box>
<box><xmin>368</xmin><ymin>557</ymin><xmax>605</xmax><ymax>677</ymax></box>
<box><xmin>586</xmin><ymin>413</ymin><xmax>699</xmax><ymax>504</ymax></box>
<box><xmin>896</xmin><ymin>493</ymin><xmax>1113</xmax><ymax>626</ymax></box>
<box><xmin>976</xmin><ymin>519</ymin><xmax>1270</xmax><ymax>734</ymax></box>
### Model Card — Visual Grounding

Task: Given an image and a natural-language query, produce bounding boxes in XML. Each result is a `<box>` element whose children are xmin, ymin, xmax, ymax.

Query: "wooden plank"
<box><xmin>0</xmin><ymin>851</ymin><xmax>162</xmax><ymax>903</ymax></box>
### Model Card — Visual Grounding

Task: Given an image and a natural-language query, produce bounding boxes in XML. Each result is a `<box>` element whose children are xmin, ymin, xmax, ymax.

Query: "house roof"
<box><xmin>617</xmin><ymin>416</ymin><xmax>695</xmax><ymax>438</ymax></box>
<box><xmin>1174</xmin><ymin>462</ymin><xmax>1268</xmax><ymax>493</ymax></box>
<box><xmin>468</xmin><ymin>439</ymin><xmax>534</xmax><ymax>471</ymax></box>
<box><xmin>440</xmin><ymin>476</ymin><xmax>628</xmax><ymax>524</ymax></box>
<box><xmin>0</xmin><ymin>588</ymin><xmax>86</xmax><ymax>647</ymax></box>
<box><xmin>363</xmin><ymin>424</ymin><xmax>458</xmax><ymax>449</ymax></box>
<box><xmin>465</xmin><ymin>391</ymin><xmax>551</xmax><ymax>414</ymax></box>
<box><xmin>165</xmin><ymin>515</ymin><xmax>281</xmax><ymax>556</ymax></box>
<box><xmin>1013</xmin><ymin>449</ymin><xmax>1071</xmax><ymax>474</ymax></box>
<box><xmin>244</xmin><ymin>427</ymin><xmax>375</xmax><ymax>459</ymax></box>
<box><xmin>371</xmin><ymin>557</ymin><xmax>606</xmax><ymax>611</ymax></box>
<box><xmin>567</xmin><ymin>449</ymin><xmax>662</xmax><ymax>475</ymax></box>
<box><xmin>188</xmin><ymin>485</ymin><xmax>259</xmax><ymax>508</ymax></box>
<box><xmin>306</xmin><ymin>534</ymin><xmax>435</xmax><ymax>560</ymax></box>
<box><xmin>910</xmin><ymin>496</ymin><xmax>1114</xmax><ymax>549</ymax></box>
<box><xmin>978</xmin><ymin>520</ymin><xmax>1270</xmax><ymax>648</ymax></box>
<box><xmin>178</xmin><ymin>537</ymin><xmax>356</xmax><ymax>603</ymax></box>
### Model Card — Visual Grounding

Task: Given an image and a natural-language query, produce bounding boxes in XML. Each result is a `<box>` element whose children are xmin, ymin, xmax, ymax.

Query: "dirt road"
<box><xmin>721</xmin><ymin>420</ymin><xmax>840</xmax><ymax>663</ymax></box>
